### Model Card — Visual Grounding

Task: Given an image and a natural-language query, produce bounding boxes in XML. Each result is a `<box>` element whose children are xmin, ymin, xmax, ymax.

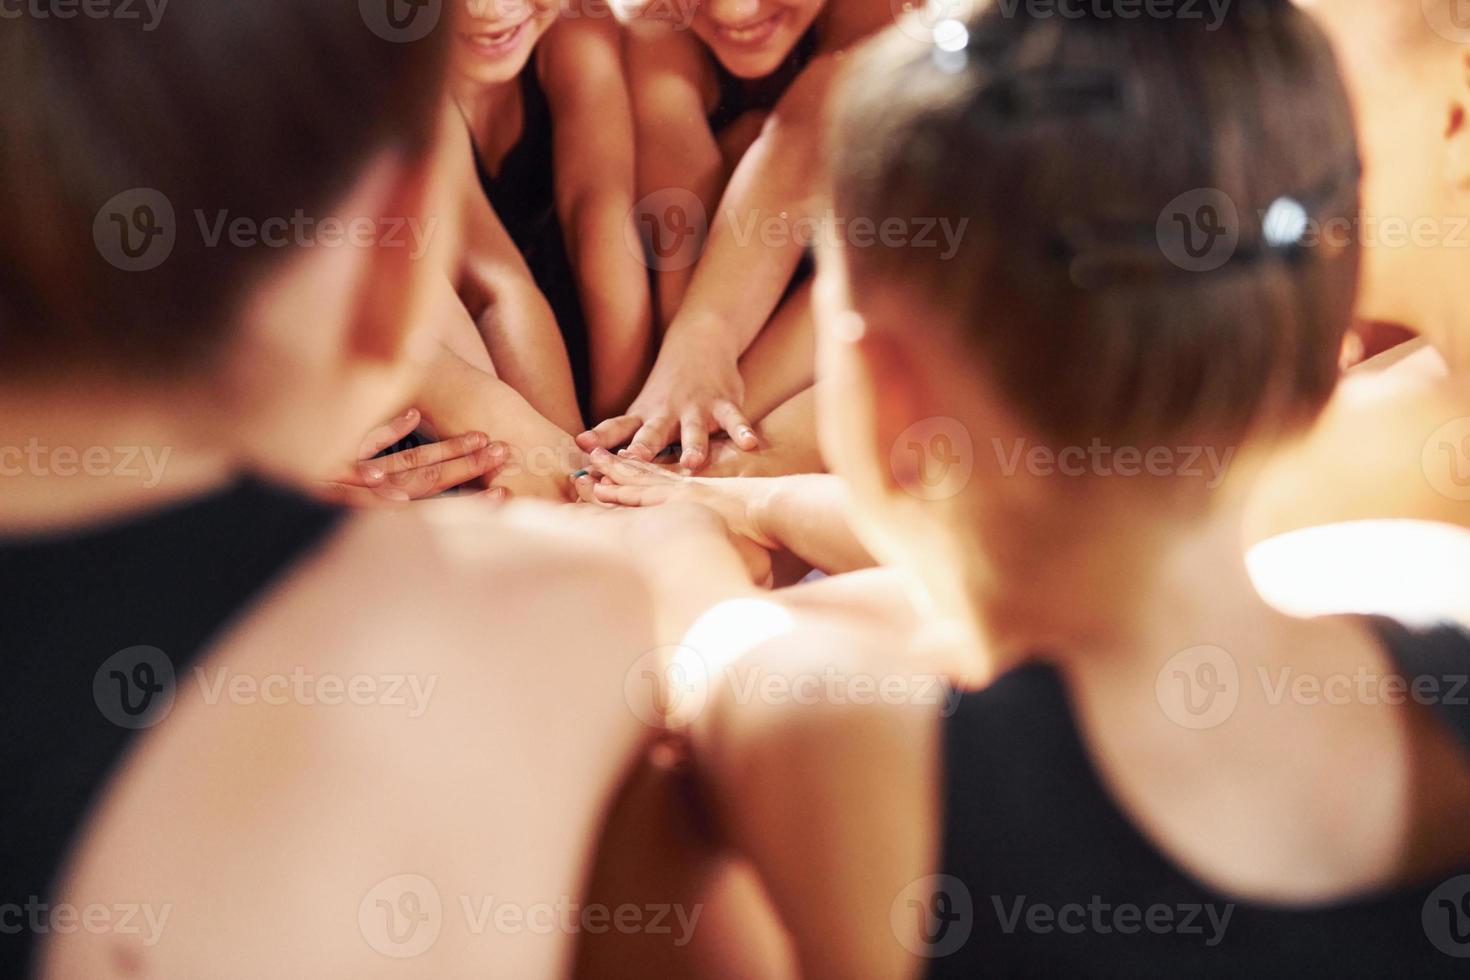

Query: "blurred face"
<box><xmin>451</xmin><ymin>0</ymin><xmax>559</xmax><ymax>86</ymax></box>
<box><xmin>812</xmin><ymin>241</ymin><xmax>982</xmax><ymax>584</ymax></box>
<box><xmin>1298</xmin><ymin>0</ymin><xmax>1470</xmax><ymax>365</ymax></box>
<box><xmin>227</xmin><ymin>120</ymin><xmax>463</xmax><ymax>482</ymax></box>
<box><xmin>692</xmin><ymin>0</ymin><xmax>828</xmax><ymax>79</ymax></box>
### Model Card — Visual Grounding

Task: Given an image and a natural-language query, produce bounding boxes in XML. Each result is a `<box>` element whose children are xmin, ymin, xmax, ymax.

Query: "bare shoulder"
<box><xmin>688</xmin><ymin>605</ymin><xmax>945</xmax><ymax>825</ymax></box>
<box><xmin>43</xmin><ymin>500</ymin><xmax>657</xmax><ymax>979</ymax></box>
<box><xmin>682</xmin><ymin>607</ymin><xmax>945</xmax><ymax>978</ymax></box>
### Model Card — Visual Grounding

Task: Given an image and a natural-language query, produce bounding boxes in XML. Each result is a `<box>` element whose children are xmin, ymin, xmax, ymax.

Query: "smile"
<box><xmin>715</xmin><ymin>10</ymin><xmax>786</xmax><ymax>47</ymax></box>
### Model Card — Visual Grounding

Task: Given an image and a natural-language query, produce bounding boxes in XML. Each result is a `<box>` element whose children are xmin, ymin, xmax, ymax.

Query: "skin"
<box><xmin>10</xmin><ymin>107</ymin><xmax>762</xmax><ymax>979</ymax></box>
<box><xmin>1247</xmin><ymin>0</ymin><xmax>1470</xmax><ymax>538</ymax></box>
<box><xmin>451</xmin><ymin>0</ymin><xmax>654</xmax><ymax>423</ymax></box>
<box><xmin>579</xmin><ymin>227</ymin><xmax>1470</xmax><ymax>976</ymax></box>
<box><xmin>583</xmin><ymin>0</ymin><xmax>894</xmax><ymax>470</ymax></box>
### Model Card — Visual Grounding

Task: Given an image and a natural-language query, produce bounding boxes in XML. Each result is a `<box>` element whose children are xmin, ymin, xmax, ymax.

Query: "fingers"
<box><xmin>588</xmin><ymin>447</ymin><xmax>677</xmax><ymax>487</ymax></box>
<box><xmin>626</xmin><ymin>416</ymin><xmax>679</xmax><ymax>462</ymax></box>
<box><xmin>576</xmin><ymin>415</ymin><xmax>642</xmax><ymax>452</ymax></box>
<box><xmin>679</xmin><ymin>412</ymin><xmax>709</xmax><ymax>472</ymax></box>
<box><xmin>713</xmin><ymin>401</ymin><xmax>758</xmax><ymax>451</ymax></box>
<box><xmin>357</xmin><ymin>408</ymin><xmax>422</xmax><ymax>460</ymax></box>
<box><xmin>570</xmin><ymin>469</ymin><xmax>600</xmax><ymax>505</ymax></box>
<box><xmin>379</xmin><ymin>432</ymin><xmax>490</xmax><ymax>477</ymax></box>
<box><xmin>591</xmin><ymin>482</ymin><xmax>667</xmax><ymax>507</ymax></box>
<box><xmin>377</xmin><ymin>443</ymin><xmax>507</xmax><ymax>500</ymax></box>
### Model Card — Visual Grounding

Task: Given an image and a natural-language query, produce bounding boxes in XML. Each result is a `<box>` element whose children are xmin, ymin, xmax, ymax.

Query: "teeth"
<box><xmin>722</xmin><ymin>15</ymin><xmax>776</xmax><ymax>43</ymax></box>
<box><xmin>465</xmin><ymin>22</ymin><xmax>522</xmax><ymax>46</ymax></box>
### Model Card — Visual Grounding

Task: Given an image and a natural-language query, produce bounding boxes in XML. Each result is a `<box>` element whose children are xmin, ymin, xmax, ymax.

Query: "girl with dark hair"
<box><xmin>579</xmin><ymin>4</ymin><xmax>1470</xmax><ymax>976</ymax></box>
<box><xmin>448</xmin><ymin>0</ymin><xmax>654</xmax><ymax>426</ymax></box>
<box><xmin>576</xmin><ymin>0</ymin><xmax>899</xmax><ymax>474</ymax></box>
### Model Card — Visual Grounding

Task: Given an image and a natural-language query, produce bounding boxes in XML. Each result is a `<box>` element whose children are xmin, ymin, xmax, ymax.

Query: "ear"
<box><xmin>342</xmin><ymin>147</ymin><xmax>442</xmax><ymax>366</ymax></box>
<box><xmin>855</xmin><ymin>329</ymin><xmax>927</xmax><ymax>499</ymax></box>
<box><xmin>1442</xmin><ymin>53</ymin><xmax>1470</xmax><ymax>197</ymax></box>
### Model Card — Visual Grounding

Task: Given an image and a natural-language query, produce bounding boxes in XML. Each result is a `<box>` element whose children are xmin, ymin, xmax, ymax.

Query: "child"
<box><xmin>449</xmin><ymin>0</ymin><xmax>654</xmax><ymax>425</ymax></box>
<box><xmin>580</xmin><ymin>0</ymin><xmax>896</xmax><ymax>471</ymax></box>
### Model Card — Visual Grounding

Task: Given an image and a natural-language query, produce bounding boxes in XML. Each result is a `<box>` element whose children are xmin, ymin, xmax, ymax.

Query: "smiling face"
<box><xmin>451</xmin><ymin>0</ymin><xmax>559</xmax><ymax>86</ymax></box>
<box><xmin>691</xmin><ymin>0</ymin><xmax>828</xmax><ymax>79</ymax></box>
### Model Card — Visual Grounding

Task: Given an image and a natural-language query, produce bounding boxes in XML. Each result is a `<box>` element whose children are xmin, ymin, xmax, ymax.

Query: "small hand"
<box><xmin>319</xmin><ymin>409</ymin><xmax>509</xmax><ymax>506</ymax></box>
<box><xmin>575</xmin><ymin>338</ymin><xmax>758</xmax><ymax>471</ymax></box>
<box><xmin>583</xmin><ymin>448</ymin><xmax>779</xmax><ymax>551</ymax></box>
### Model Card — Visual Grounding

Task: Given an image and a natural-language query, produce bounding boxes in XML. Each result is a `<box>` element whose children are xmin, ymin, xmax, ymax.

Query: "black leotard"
<box><xmin>0</xmin><ymin>480</ymin><xmax>342</xmax><ymax>975</ymax></box>
<box><xmin>927</xmin><ymin>616</ymin><xmax>1470</xmax><ymax>977</ymax></box>
<box><xmin>473</xmin><ymin>63</ymin><xmax>592</xmax><ymax>421</ymax></box>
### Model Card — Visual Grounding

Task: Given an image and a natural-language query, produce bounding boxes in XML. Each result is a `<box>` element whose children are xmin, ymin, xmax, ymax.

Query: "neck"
<box><xmin>450</xmin><ymin>73</ymin><xmax>524</xmax><ymax>174</ymax></box>
<box><xmin>953</xmin><ymin>490</ymin><xmax>1290</xmax><ymax>675</ymax></box>
<box><xmin>0</xmin><ymin>378</ymin><xmax>237</xmax><ymax>536</ymax></box>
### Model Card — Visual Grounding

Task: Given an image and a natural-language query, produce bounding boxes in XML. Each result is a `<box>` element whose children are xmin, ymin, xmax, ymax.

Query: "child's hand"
<box><xmin>317</xmin><ymin>409</ymin><xmax>508</xmax><ymax>506</ymax></box>
<box><xmin>582</xmin><ymin>448</ymin><xmax>780</xmax><ymax>552</ymax></box>
<box><xmin>575</xmin><ymin>335</ymin><xmax>759</xmax><ymax>470</ymax></box>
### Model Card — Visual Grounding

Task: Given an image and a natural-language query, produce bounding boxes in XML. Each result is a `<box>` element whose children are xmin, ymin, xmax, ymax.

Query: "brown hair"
<box><xmin>831</xmin><ymin>1</ymin><xmax>1361</xmax><ymax>450</ymax></box>
<box><xmin>0</xmin><ymin>4</ymin><xmax>448</xmax><ymax>380</ymax></box>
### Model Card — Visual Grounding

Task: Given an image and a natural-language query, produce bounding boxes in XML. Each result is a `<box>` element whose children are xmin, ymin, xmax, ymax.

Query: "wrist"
<box><xmin>663</xmin><ymin>312</ymin><xmax>741</xmax><ymax>365</ymax></box>
<box><xmin>746</xmin><ymin>478</ymin><xmax>786</xmax><ymax>550</ymax></box>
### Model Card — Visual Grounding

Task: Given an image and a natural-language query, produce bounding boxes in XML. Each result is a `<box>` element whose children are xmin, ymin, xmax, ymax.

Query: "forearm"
<box><xmin>754</xmin><ymin>474</ymin><xmax>875</xmax><ymax>575</ymax></box>
<box><xmin>738</xmin><ymin>281</ymin><xmax>815</xmax><ymax>423</ymax></box>
<box><xmin>660</xmin><ymin>116</ymin><xmax>822</xmax><ymax>363</ymax></box>
<box><xmin>568</xmin><ymin>193</ymin><xmax>656</xmax><ymax>418</ymax></box>
<box><xmin>416</xmin><ymin>347</ymin><xmax>585</xmax><ymax>502</ymax></box>
<box><xmin>473</xmin><ymin>285</ymin><xmax>584</xmax><ymax>434</ymax></box>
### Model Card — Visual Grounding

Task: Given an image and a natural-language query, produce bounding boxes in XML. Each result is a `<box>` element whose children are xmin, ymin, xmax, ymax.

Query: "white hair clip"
<box><xmin>932</xmin><ymin>18</ymin><xmax>970</xmax><ymax>74</ymax></box>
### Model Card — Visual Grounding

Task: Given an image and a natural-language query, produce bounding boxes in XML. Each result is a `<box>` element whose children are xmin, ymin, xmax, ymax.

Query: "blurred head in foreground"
<box><xmin>0</xmin><ymin>5</ymin><xmax>452</xmax><ymax>479</ymax></box>
<box><xmin>817</xmin><ymin>0</ymin><xmax>1361</xmax><ymax>641</ymax></box>
<box><xmin>1294</xmin><ymin>0</ymin><xmax>1470</xmax><ymax>371</ymax></box>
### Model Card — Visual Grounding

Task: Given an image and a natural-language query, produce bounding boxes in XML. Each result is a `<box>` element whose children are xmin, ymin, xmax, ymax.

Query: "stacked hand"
<box><xmin>319</xmin><ymin>408</ymin><xmax>509</xmax><ymax>506</ymax></box>
<box><xmin>571</xmin><ymin>448</ymin><xmax>780</xmax><ymax>552</ymax></box>
<box><xmin>575</xmin><ymin>339</ymin><xmax>758</xmax><ymax>471</ymax></box>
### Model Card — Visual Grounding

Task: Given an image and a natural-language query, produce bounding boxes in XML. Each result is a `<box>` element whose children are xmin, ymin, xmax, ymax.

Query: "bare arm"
<box><xmin>688</xmin><ymin>626</ymin><xmax>944</xmax><ymax>980</ymax></box>
<box><xmin>580</xmin><ymin>55</ymin><xmax>842</xmax><ymax>468</ymax></box>
<box><xmin>542</xmin><ymin>12</ymin><xmax>655</xmax><ymax>420</ymax></box>
<box><xmin>625</xmin><ymin>23</ymin><xmax>725</xmax><ymax>328</ymax></box>
<box><xmin>589</xmin><ymin>452</ymin><xmax>873</xmax><ymax>574</ymax></box>
<box><xmin>448</xmin><ymin>112</ymin><xmax>584</xmax><ymax>433</ymax></box>
<box><xmin>415</xmin><ymin>345</ymin><xmax>586</xmax><ymax>502</ymax></box>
